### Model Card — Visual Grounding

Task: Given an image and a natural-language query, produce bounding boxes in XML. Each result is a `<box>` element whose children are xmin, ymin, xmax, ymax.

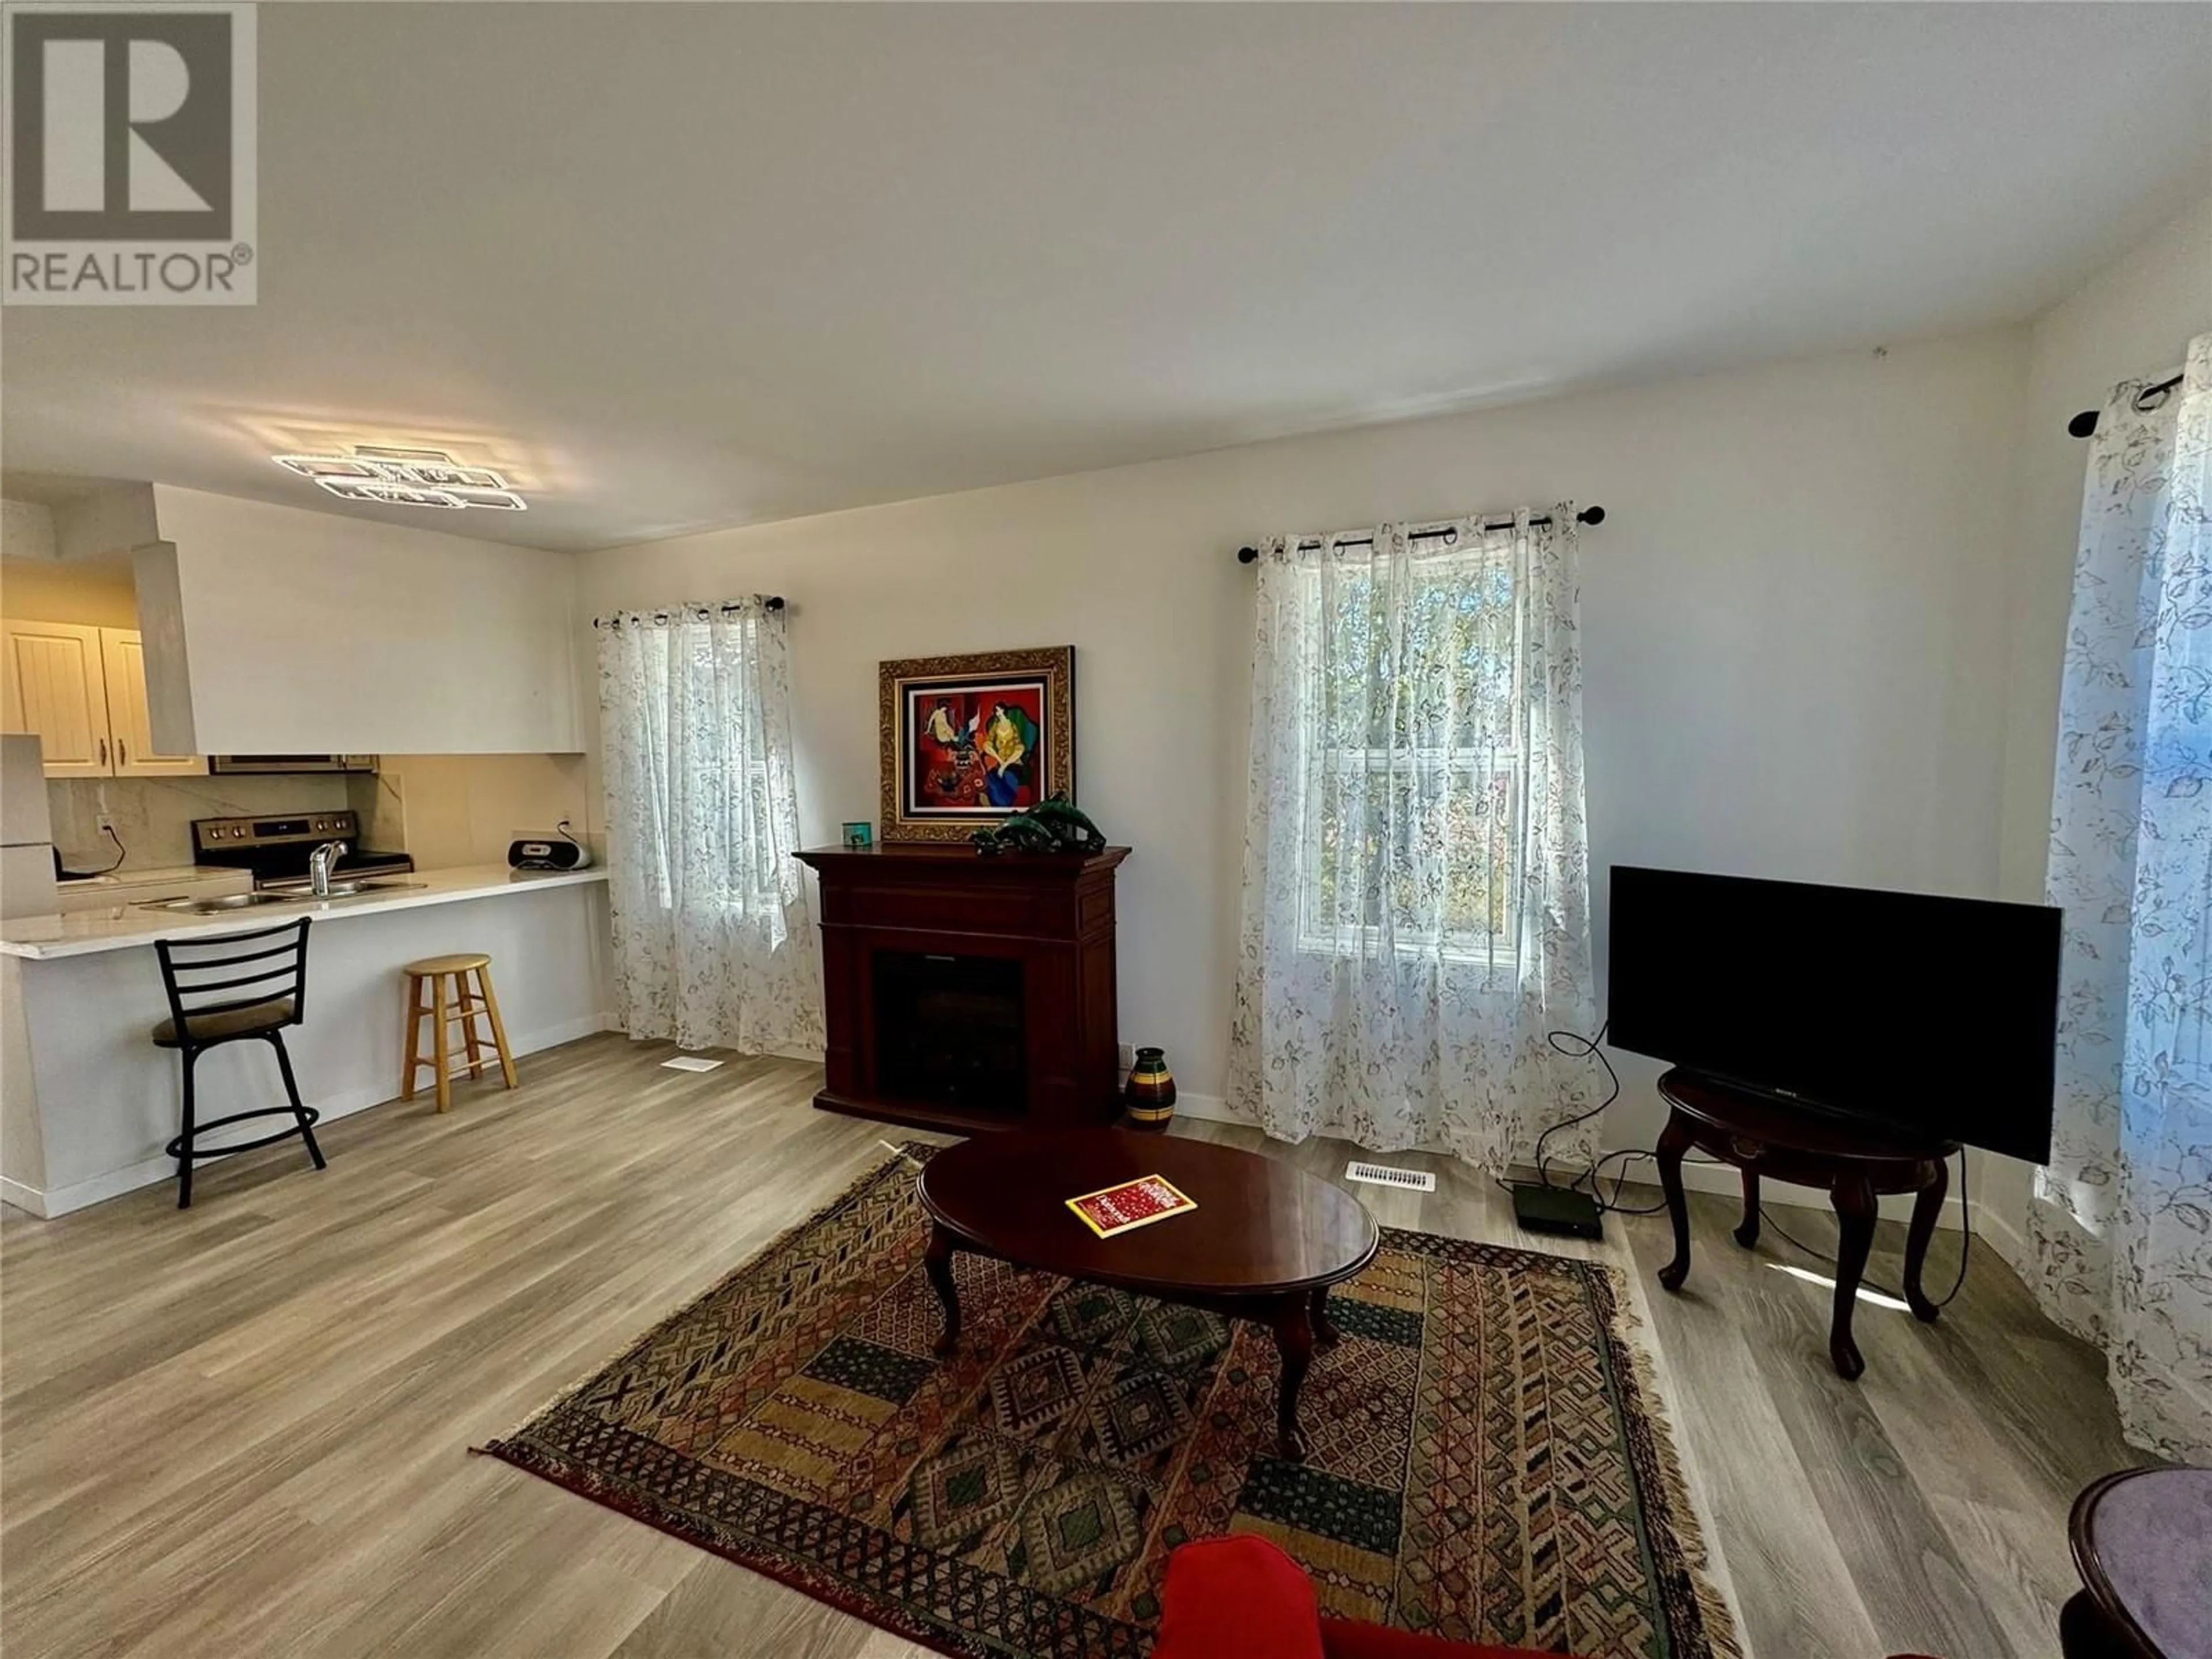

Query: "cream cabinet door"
<box><xmin>0</xmin><ymin>620</ymin><xmax>111</xmax><ymax>776</ymax></box>
<box><xmin>99</xmin><ymin>629</ymin><xmax>204</xmax><ymax>776</ymax></box>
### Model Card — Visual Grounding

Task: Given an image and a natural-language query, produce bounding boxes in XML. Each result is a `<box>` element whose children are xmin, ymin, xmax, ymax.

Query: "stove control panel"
<box><xmin>194</xmin><ymin>811</ymin><xmax>361</xmax><ymax>850</ymax></box>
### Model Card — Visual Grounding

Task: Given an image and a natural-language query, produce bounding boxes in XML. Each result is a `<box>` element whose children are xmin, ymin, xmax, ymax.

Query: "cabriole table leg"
<box><xmin>1270</xmin><ymin>1294</ymin><xmax>1317</xmax><ymax>1463</ymax></box>
<box><xmin>925</xmin><ymin>1222</ymin><xmax>962</xmax><ymax>1357</ymax></box>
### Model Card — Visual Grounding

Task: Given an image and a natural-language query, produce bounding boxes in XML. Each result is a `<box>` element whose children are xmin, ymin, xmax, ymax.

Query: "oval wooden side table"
<box><xmin>1652</xmin><ymin>1067</ymin><xmax>1958</xmax><ymax>1380</ymax></box>
<box><xmin>2062</xmin><ymin>1466</ymin><xmax>2212</xmax><ymax>1659</ymax></box>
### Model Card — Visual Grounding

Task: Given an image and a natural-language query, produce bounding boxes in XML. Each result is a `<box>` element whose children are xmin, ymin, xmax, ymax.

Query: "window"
<box><xmin>1292</xmin><ymin>541</ymin><xmax>1523</xmax><ymax>963</ymax></box>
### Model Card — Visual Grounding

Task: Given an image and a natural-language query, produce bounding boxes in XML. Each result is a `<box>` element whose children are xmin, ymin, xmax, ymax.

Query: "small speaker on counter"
<box><xmin>509</xmin><ymin>824</ymin><xmax>593</xmax><ymax>872</ymax></box>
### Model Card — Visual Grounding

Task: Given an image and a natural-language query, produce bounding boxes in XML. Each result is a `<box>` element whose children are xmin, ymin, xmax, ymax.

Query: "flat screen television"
<box><xmin>1607</xmin><ymin>866</ymin><xmax>2061</xmax><ymax>1164</ymax></box>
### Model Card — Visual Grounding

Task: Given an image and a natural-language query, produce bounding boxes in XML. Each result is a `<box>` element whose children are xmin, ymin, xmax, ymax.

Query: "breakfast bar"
<box><xmin>0</xmin><ymin>867</ymin><xmax>609</xmax><ymax>1217</ymax></box>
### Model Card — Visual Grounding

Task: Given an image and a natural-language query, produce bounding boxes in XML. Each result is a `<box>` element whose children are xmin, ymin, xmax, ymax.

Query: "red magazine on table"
<box><xmin>1065</xmin><ymin>1174</ymin><xmax>1197</xmax><ymax>1238</ymax></box>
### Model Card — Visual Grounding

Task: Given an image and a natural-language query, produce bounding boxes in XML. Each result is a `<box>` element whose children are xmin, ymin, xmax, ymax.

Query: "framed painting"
<box><xmin>878</xmin><ymin>646</ymin><xmax>1075</xmax><ymax>842</ymax></box>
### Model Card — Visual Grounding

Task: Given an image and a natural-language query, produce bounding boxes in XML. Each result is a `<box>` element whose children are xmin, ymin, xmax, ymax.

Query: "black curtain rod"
<box><xmin>1237</xmin><ymin>505</ymin><xmax>1605</xmax><ymax>563</ymax></box>
<box><xmin>2070</xmin><ymin>371</ymin><xmax>2184</xmax><ymax>438</ymax></box>
<box><xmin>592</xmin><ymin>596</ymin><xmax>784</xmax><ymax>629</ymax></box>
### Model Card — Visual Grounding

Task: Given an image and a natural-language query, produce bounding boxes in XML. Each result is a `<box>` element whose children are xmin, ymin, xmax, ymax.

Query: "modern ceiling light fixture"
<box><xmin>272</xmin><ymin>446</ymin><xmax>527</xmax><ymax>511</ymax></box>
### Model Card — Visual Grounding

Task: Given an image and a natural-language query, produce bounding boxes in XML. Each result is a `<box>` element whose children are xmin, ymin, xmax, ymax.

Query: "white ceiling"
<box><xmin>3</xmin><ymin>3</ymin><xmax>2208</xmax><ymax>554</ymax></box>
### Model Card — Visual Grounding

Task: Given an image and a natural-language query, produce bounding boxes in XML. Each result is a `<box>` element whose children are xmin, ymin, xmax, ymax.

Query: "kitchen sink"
<box><xmin>253</xmin><ymin>877</ymin><xmax>427</xmax><ymax>899</ymax></box>
<box><xmin>138</xmin><ymin>891</ymin><xmax>293</xmax><ymax>914</ymax></box>
<box><xmin>138</xmin><ymin>879</ymin><xmax>427</xmax><ymax>915</ymax></box>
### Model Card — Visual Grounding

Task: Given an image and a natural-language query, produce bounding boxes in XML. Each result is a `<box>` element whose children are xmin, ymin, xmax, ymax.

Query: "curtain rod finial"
<box><xmin>1237</xmin><ymin>546</ymin><xmax>1260</xmax><ymax>563</ymax></box>
<box><xmin>764</xmin><ymin>596</ymin><xmax>786</xmax><ymax>612</ymax></box>
<box><xmin>2069</xmin><ymin>410</ymin><xmax>2100</xmax><ymax>439</ymax></box>
<box><xmin>1577</xmin><ymin>506</ymin><xmax>1606</xmax><ymax>527</ymax></box>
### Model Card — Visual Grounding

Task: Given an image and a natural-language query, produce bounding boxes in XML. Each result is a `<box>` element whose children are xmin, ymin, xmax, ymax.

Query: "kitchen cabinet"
<box><xmin>1</xmin><ymin>621</ymin><xmax>107</xmax><ymax>776</ymax></box>
<box><xmin>0</xmin><ymin>620</ymin><xmax>205</xmax><ymax>779</ymax></box>
<box><xmin>97</xmin><ymin>630</ymin><xmax>201</xmax><ymax>775</ymax></box>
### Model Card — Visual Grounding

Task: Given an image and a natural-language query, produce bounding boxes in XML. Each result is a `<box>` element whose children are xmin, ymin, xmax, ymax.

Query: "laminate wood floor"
<box><xmin>1</xmin><ymin>1035</ymin><xmax>2137</xmax><ymax>1658</ymax></box>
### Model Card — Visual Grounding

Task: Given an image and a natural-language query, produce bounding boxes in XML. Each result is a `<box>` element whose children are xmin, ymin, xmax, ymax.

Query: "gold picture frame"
<box><xmin>878</xmin><ymin>646</ymin><xmax>1075</xmax><ymax>842</ymax></box>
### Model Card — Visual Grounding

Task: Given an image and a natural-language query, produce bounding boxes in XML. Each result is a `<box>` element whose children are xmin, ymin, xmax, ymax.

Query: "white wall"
<box><xmin>142</xmin><ymin>487</ymin><xmax>584</xmax><ymax>756</ymax></box>
<box><xmin>1</xmin><ymin>499</ymin><xmax>58</xmax><ymax>563</ymax></box>
<box><xmin>0</xmin><ymin>551</ymin><xmax>140</xmax><ymax>628</ymax></box>
<box><xmin>579</xmin><ymin>327</ymin><xmax>2035</xmax><ymax>1170</ymax></box>
<box><xmin>359</xmin><ymin>752</ymin><xmax>596</xmax><ymax>869</ymax></box>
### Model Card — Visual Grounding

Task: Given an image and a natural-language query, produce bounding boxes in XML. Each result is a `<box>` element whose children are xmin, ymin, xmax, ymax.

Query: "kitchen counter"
<box><xmin>1</xmin><ymin>865</ymin><xmax>607</xmax><ymax>959</ymax></box>
<box><xmin>49</xmin><ymin>863</ymin><xmax>254</xmax><ymax>915</ymax></box>
<box><xmin>1</xmin><ymin>865</ymin><xmax>610</xmax><ymax>1217</ymax></box>
<box><xmin>54</xmin><ymin>862</ymin><xmax>229</xmax><ymax>886</ymax></box>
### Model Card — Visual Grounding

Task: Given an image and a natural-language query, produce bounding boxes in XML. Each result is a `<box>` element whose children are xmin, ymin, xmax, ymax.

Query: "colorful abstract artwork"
<box><xmin>880</xmin><ymin>649</ymin><xmax>1075</xmax><ymax>841</ymax></box>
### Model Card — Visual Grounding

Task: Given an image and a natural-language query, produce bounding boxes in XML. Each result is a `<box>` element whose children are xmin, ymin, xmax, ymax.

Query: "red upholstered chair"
<box><xmin>1153</xmin><ymin>1535</ymin><xmax>1576</xmax><ymax>1659</ymax></box>
<box><xmin>1154</xmin><ymin>1535</ymin><xmax>1953</xmax><ymax>1659</ymax></box>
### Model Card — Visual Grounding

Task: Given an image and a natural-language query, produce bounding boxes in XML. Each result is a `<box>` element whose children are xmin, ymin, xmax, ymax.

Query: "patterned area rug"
<box><xmin>484</xmin><ymin>1147</ymin><xmax>1740</xmax><ymax>1658</ymax></box>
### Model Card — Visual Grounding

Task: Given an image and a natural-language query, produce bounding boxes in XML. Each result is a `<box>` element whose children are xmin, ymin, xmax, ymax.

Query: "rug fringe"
<box><xmin>1597</xmin><ymin>1264</ymin><xmax>1751</xmax><ymax>1659</ymax></box>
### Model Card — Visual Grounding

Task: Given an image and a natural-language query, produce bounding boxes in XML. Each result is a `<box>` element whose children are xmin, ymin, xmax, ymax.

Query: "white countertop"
<box><xmin>53</xmin><ymin>862</ymin><xmax>236</xmax><ymax>889</ymax></box>
<box><xmin>0</xmin><ymin>865</ymin><xmax>607</xmax><ymax>960</ymax></box>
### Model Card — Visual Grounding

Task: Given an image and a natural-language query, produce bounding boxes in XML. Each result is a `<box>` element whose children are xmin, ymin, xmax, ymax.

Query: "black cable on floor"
<box><xmin>1501</xmin><ymin>1025</ymin><xmax>1725</xmax><ymax>1215</ymax></box>
<box><xmin>1513</xmin><ymin>1024</ymin><xmax>1622</xmax><ymax>1194</ymax></box>
<box><xmin>1756</xmin><ymin>1147</ymin><xmax>1973</xmax><ymax>1309</ymax></box>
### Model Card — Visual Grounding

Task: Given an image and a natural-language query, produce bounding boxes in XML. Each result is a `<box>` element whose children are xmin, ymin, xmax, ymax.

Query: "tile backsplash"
<box><xmin>44</xmin><ymin>756</ymin><xmax>596</xmax><ymax>875</ymax></box>
<box><xmin>47</xmin><ymin>775</ymin><xmax>350</xmax><ymax>872</ymax></box>
<box><xmin>365</xmin><ymin>754</ymin><xmax>594</xmax><ymax>870</ymax></box>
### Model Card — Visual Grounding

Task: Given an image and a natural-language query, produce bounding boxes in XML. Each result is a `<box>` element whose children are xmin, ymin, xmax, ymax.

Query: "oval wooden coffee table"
<box><xmin>919</xmin><ymin>1130</ymin><xmax>1379</xmax><ymax>1463</ymax></box>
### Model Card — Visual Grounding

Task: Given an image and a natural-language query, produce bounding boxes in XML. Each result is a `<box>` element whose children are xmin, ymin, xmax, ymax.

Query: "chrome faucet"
<box><xmin>308</xmin><ymin>839</ymin><xmax>349</xmax><ymax>896</ymax></box>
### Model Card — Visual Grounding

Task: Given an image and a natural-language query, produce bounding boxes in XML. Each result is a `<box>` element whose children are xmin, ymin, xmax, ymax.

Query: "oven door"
<box><xmin>209</xmin><ymin>755</ymin><xmax>378</xmax><ymax>774</ymax></box>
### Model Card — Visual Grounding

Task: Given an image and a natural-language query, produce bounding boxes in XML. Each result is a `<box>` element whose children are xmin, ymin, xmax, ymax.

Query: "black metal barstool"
<box><xmin>152</xmin><ymin>917</ymin><xmax>327</xmax><ymax>1208</ymax></box>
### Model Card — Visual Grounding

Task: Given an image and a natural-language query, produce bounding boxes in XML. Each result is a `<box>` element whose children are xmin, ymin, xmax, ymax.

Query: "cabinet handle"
<box><xmin>98</xmin><ymin>737</ymin><xmax>108</xmax><ymax>767</ymax></box>
<box><xmin>116</xmin><ymin>738</ymin><xmax>127</xmax><ymax>766</ymax></box>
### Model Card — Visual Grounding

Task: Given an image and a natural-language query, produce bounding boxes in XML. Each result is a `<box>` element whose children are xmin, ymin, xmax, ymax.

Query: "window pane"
<box><xmin>1297</xmin><ymin>543</ymin><xmax>1522</xmax><ymax>959</ymax></box>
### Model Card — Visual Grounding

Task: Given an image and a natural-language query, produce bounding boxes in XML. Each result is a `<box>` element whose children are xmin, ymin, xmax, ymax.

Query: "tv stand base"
<box><xmin>1653</xmin><ymin>1067</ymin><xmax>1959</xmax><ymax>1380</ymax></box>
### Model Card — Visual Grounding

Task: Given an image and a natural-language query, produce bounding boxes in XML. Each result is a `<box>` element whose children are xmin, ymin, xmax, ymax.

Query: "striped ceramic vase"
<box><xmin>1124</xmin><ymin>1047</ymin><xmax>1176</xmax><ymax>1131</ymax></box>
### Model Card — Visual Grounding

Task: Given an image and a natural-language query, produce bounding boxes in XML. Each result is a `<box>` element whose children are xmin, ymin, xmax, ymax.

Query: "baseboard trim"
<box><xmin>10</xmin><ymin>1012</ymin><xmax>615</xmax><ymax>1221</ymax></box>
<box><xmin>1160</xmin><ymin>1092</ymin><xmax>1244</xmax><ymax>1127</ymax></box>
<box><xmin>1161</xmin><ymin>1095</ymin><xmax>2020</xmax><ymax>1248</ymax></box>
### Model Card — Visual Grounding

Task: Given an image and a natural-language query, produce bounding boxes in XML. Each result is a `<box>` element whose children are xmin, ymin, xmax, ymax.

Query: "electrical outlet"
<box><xmin>1116</xmin><ymin>1042</ymin><xmax>1135</xmax><ymax>1072</ymax></box>
<box><xmin>96</xmin><ymin>812</ymin><xmax>116</xmax><ymax>833</ymax></box>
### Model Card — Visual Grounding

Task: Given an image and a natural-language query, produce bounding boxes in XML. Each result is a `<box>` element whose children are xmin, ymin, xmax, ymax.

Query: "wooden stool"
<box><xmin>400</xmin><ymin>953</ymin><xmax>517</xmax><ymax>1112</ymax></box>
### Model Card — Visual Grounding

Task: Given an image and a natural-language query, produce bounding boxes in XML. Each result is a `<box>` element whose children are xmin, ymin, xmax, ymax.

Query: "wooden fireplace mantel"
<box><xmin>794</xmin><ymin>843</ymin><xmax>1129</xmax><ymax>1136</ymax></box>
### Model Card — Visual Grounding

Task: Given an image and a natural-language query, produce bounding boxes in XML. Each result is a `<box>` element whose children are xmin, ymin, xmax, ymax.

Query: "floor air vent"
<box><xmin>1345</xmin><ymin>1161</ymin><xmax>1437</xmax><ymax>1192</ymax></box>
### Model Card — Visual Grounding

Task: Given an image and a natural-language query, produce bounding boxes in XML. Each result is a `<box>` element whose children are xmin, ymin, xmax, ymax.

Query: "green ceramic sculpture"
<box><xmin>971</xmin><ymin>794</ymin><xmax>1107</xmax><ymax>855</ymax></box>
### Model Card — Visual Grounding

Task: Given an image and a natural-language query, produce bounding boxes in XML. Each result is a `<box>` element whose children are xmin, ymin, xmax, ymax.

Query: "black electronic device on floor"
<box><xmin>1511</xmin><ymin>1180</ymin><xmax>1603</xmax><ymax>1240</ymax></box>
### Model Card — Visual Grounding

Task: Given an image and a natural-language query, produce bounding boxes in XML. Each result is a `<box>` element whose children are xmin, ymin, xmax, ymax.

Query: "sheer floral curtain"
<box><xmin>1228</xmin><ymin>509</ymin><xmax>1595</xmax><ymax>1167</ymax></box>
<box><xmin>596</xmin><ymin>599</ymin><xmax>823</xmax><ymax>1055</ymax></box>
<box><xmin>2032</xmin><ymin>334</ymin><xmax>2212</xmax><ymax>1463</ymax></box>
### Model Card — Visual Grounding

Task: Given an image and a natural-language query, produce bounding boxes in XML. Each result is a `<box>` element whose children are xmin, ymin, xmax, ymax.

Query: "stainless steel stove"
<box><xmin>192</xmin><ymin>810</ymin><xmax>413</xmax><ymax>892</ymax></box>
